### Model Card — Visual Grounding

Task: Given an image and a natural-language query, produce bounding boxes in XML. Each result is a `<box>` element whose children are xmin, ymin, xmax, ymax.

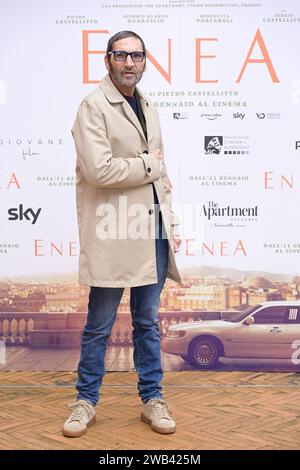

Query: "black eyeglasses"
<box><xmin>108</xmin><ymin>50</ymin><xmax>146</xmax><ymax>62</ymax></box>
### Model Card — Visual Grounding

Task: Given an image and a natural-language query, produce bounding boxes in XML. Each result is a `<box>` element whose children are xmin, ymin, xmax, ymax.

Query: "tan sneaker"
<box><xmin>62</xmin><ymin>399</ymin><xmax>96</xmax><ymax>437</ymax></box>
<box><xmin>141</xmin><ymin>398</ymin><xmax>176</xmax><ymax>434</ymax></box>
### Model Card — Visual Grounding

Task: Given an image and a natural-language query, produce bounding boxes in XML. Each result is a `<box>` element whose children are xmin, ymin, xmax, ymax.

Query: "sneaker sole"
<box><xmin>141</xmin><ymin>413</ymin><xmax>176</xmax><ymax>434</ymax></box>
<box><xmin>62</xmin><ymin>415</ymin><xmax>96</xmax><ymax>438</ymax></box>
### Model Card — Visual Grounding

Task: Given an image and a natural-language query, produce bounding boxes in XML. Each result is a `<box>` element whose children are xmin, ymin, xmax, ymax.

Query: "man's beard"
<box><xmin>108</xmin><ymin>63</ymin><xmax>145</xmax><ymax>87</ymax></box>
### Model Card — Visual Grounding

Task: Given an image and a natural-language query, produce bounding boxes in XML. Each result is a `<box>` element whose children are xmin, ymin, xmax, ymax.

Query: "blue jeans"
<box><xmin>76</xmin><ymin>211</ymin><xmax>168</xmax><ymax>406</ymax></box>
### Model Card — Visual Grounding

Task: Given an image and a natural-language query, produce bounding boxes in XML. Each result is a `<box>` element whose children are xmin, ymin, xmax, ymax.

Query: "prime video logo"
<box><xmin>0</xmin><ymin>340</ymin><xmax>6</xmax><ymax>364</ymax></box>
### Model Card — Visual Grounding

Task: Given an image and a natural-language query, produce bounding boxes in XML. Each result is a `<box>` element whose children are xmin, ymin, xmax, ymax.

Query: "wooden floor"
<box><xmin>0</xmin><ymin>370</ymin><xmax>300</xmax><ymax>450</ymax></box>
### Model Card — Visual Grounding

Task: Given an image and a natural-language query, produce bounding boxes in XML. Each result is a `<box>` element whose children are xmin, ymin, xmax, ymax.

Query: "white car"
<box><xmin>161</xmin><ymin>301</ymin><xmax>300</xmax><ymax>369</ymax></box>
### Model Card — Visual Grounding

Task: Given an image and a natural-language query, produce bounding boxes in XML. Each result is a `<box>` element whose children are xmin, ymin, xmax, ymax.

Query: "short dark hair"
<box><xmin>106</xmin><ymin>31</ymin><xmax>146</xmax><ymax>55</ymax></box>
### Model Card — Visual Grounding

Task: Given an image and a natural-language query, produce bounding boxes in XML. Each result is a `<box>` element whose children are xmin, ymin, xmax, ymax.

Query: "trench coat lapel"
<box><xmin>139</xmin><ymin>93</ymin><xmax>153</xmax><ymax>145</ymax></box>
<box><xmin>122</xmin><ymin>100</ymin><xmax>148</xmax><ymax>146</ymax></box>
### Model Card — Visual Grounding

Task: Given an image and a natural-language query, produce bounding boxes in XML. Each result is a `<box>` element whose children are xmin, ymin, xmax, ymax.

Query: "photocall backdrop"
<box><xmin>0</xmin><ymin>0</ymin><xmax>300</xmax><ymax>371</ymax></box>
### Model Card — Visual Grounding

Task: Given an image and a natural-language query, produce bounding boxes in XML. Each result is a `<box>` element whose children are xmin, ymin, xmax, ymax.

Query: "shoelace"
<box><xmin>148</xmin><ymin>399</ymin><xmax>172</xmax><ymax>420</ymax></box>
<box><xmin>68</xmin><ymin>402</ymin><xmax>91</xmax><ymax>423</ymax></box>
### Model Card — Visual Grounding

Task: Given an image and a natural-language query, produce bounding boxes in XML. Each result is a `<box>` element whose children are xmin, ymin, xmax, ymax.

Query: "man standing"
<box><xmin>63</xmin><ymin>31</ymin><xmax>182</xmax><ymax>438</ymax></box>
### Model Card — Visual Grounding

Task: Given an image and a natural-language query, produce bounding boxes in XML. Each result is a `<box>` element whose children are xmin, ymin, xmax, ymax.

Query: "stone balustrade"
<box><xmin>0</xmin><ymin>310</ymin><xmax>237</xmax><ymax>348</ymax></box>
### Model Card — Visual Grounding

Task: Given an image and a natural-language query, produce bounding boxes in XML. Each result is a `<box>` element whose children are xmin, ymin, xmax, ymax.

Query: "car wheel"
<box><xmin>188</xmin><ymin>337</ymin><xmax>220</xmax><ymax>369</ymax></box>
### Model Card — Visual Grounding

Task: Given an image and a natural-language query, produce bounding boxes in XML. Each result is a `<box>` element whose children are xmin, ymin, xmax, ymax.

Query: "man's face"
<box><xmin>105</xmin><ymin>37</ymin><xmax>146</xmax><ymax>91</ymax></box>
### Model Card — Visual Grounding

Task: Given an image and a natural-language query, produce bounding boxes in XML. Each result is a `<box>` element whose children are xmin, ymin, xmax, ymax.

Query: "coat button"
<box><xmin>147</xmin><ymin>167</ymin><xmax>151</xmax><ymax>173</ymax></box>
<box><xmin>149</xmin><ymin>209</ymin><xmax>154</xmax><ymax>215</ymax></box>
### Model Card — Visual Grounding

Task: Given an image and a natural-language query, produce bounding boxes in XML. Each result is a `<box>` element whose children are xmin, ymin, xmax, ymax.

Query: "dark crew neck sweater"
<box><xmin>123</xmin><ymin>92</ymin><xmax>160</xmax><ymax>208</ymax></box>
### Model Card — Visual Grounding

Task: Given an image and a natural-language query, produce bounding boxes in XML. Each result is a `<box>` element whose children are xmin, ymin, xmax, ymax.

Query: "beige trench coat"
<box><xmin>72</xmin><ymin>74</ymin><xmax>182</xmax><ymax>287</ymax></box>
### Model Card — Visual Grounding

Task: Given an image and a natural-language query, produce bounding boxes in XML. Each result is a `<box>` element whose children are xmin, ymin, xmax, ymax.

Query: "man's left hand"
<box><xmin>172</xmin><ymin>235</ymin><xmax>182</xmax><ymax>254</ymax></box>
